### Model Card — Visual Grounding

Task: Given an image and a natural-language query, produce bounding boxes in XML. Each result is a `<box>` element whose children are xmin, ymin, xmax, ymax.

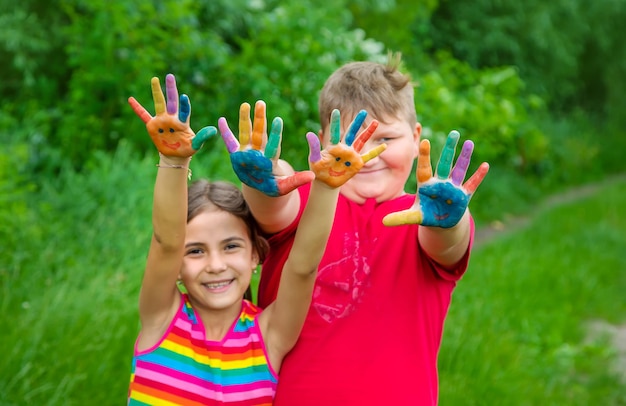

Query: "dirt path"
<box><xmin>472</xmin><ymin>172</ymin><xmax>626</xmax><ymax>383</ymax></box>
<box><xmin>474</xmin><ymin>172</ymin><xmax>626</xmax><ymax>247</ymax></box>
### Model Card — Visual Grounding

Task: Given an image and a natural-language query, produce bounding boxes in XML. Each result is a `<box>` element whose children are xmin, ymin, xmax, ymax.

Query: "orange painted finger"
<box><xmin>128</xmin><ymin>97</ymin><xmax>152</xmax><ymax>124</ymax></box>
<box><xmin>238</xmin><ymin>102</ymin><xmax>251</xmax><ymax>148</ymax></box>
<box><xmin>251</xmin><ymin>100</ymin><xmax>267</xmax><ymax>151</ymax></box>
<box><xmin>150</xmin><ymin>77</ymin><xmax>166</xmax><ymax>115</ymax></box>
<box><xmin>463</xmin><ymin>162</ymin><xmax>490</xmax><ymax>196</ymax></box>
<box><xmin>352</xmin><ymin>120</ymin><xmax>379</xmax><ymax>152</ymax></box>
<box><xmin>417</xmin><ymin>139</ymin><xmax>432</xmax><ymax>183</ymax></box>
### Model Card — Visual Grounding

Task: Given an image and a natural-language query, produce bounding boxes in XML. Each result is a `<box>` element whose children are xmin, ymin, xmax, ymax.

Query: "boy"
<box><xmin>221</xmin><ymin>56</ymin><xmax>489</xmax><ymax>405</ymax></box>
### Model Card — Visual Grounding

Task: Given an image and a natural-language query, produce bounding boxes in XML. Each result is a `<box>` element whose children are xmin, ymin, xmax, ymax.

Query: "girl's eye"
<box><xmin>186</xmin><ymin>248</ymin><xmax>203</xmax><ymax>255</ymax></box>
<box><xmin>225</xmin><ymin>244</ymin><xmax>241</xmax><ymax>251</ymax></box>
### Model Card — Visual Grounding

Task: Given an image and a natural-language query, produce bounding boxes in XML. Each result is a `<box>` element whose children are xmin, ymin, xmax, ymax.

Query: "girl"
<box><xmin>126</xmin><ymin>74</ymin><xmax>382</xmax><ymax>405</ymax></box>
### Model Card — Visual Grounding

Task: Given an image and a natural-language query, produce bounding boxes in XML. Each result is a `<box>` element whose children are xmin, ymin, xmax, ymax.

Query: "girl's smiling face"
<box><xmin>181</xmin><ymin>209</ymin><xmax>258</xmax><ymax>314</ymax></box>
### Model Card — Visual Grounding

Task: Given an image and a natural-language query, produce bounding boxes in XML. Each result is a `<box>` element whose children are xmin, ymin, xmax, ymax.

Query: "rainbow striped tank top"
<box><xmin>128</xmin><ymin>293</ymin><xmax>278</xmax><ymax>405</ymax></box>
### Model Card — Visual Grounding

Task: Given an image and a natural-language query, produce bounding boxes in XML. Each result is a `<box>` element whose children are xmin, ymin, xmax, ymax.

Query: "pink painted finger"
<box><xmin>361</xmin><ymin>144</ymin><xmax>386</xmax><ymax>163</ymax></box>
<box><xmin>251</xmin><ymin>100</ymin><xmax>267</xmax><ymax>151</ymax></box>
<box><xmin>165</xmin><ymin>74</ymin><xmax>178</xmax><ymax>114</ymax></box>
<box><xmin>417</xmin><ymin>140</ymin><xmax>433</xmax><ymax>183</ymax></box>
<box><xmin>218</xmin><ymin>117</ymin><xmax>240</xmax><ymax>153</ymax></box>
<box><xmin>238</xmin><ymin>102</ymin><xmax>251</xmax><ymax>147</ymax></box>
<box><xmin>151</xmin><ymin>77</ymin><xmax>166</xmax><ymax>115</ymax></box>
<box><xmin>463</xmin><ymin>162</ymin><xmax>490</xmax><ymax>196</ymax></box>
<box><xmin>351</xmin><ymin>120</ymin><xmax>379</xmax><ymax>152</ymax></box>
<box><xmin>382</xmin><ymin>209</ymin><xmax>424</xmax><ymax>226</ymax></box>
<box><xmin>277</xmin><ymin>171</ymin><xmax>315</xmax><ymax>195</ymax></box>
<box><xmin>451</xmin><ymin>140</ymin><xmax>474</xmax><ymax>186</ymax></box>
<box><xmin>128</xmin><ymin>97</ymin><xmax>152</xmax><ymax>124</ymax></box>
<box><xmin>306</xmin><ymin>132</ymin><xmax>322</xmax><ymax>163</ymax></box>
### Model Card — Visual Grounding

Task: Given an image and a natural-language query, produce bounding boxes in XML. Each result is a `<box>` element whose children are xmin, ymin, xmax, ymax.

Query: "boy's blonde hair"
<box><xmin>318</xmin><ymin>53</ymin><xmax>417</xmax><ymax>133</ymax></box>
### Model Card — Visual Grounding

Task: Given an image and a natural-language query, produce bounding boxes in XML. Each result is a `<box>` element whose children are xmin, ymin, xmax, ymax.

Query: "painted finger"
<box><xmin>436</xmin><ymin>131</ymin><xmax>460</xmax><ymax>179</ymax></box>
<box><xmin>179</xmin><ymin>94</ymin><xmax>191</xmax><ymax>124</ymax></box>
<box><xmin>238</xmin><ymin>102</ymin><xmax>251</xmax><ymax>147</ymax></box>
<box><xmin>330</xmin><ymin>109</ymin><xmax>341</xmax><ymax>145</ymax></box>
<box><xmin>351</xmin><ymin>120</ymin><xmax>379</xmax><ymax>153</ymax></box>
<box><xmin>218</xmin><ymin>117</ymin><xmax>240</xmax><ymax>153</ymax></box>
<box><xmin>463</xmin><ymin>162</ymin><xmax>490</xmax><ymax>196</ymax></box>
<box><xmin>382</xmin><ymin>210</ymin><xmax>424</xmax><ymax>227</ymax></box>
<box><xmin>306</xmin><ymin>132</ymin><xmax>322</xmax><ymax>163</ymax></box>
<box><xmin>251</xmin><ymin>100</ymin><xmax>267</xmax><ymax>151</ymax></box>
<box><xmin>361</xmin><ymin>144</ymin><xmax>386</xmax><ymax>163</ymax></box>
<box><xmin>450</xmin><ymin>140</ymin><xmax>474</xmax><ymax>186</ymax></box>
<box><xmin>151</xmin><ymin>77</ymin><xmax>166</xmax><ymax>115</ymax></box>
<box><xmin>266</xmin><ymin>117</ymin><xmax>283</xmax><ymax>160</ymax></box>
<box><xmin>417</xmin><ymin>139</ymin><xmax>433</xmax><ymax>183</ymax></box>
<box><xmin>193</xmin><ymin>126</ymin><xmax>217</xmax><ymax>150</ymax></box>
<box><xmin>345</xmin><ymin>110</ymin><xmax>368</xmax><ymax>146</ymax></box>
<box><xmin>277</xmin><ymin>171</ymin><xmax>315</xmax><ymax>195</ymax></box>
<box><xmin>165</xmin><ymin>74</ymin><xmax>179</xmax><ymax>115</ymax></box>
<box><xmin>128</xmin><ymin>97</ymin><xmax>152</xmax><ymax>124</ymax></box>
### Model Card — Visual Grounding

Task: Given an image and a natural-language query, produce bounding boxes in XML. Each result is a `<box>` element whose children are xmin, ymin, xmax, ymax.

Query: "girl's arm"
<box><xmin>260</xmin><ymin>109</ymin><xmax>384</xmax><ymax>371</ymax></box>
<box><xmin>128</xmin><ymin>74</ymin><xmax>214</xmax><ymax>346</ymax></box>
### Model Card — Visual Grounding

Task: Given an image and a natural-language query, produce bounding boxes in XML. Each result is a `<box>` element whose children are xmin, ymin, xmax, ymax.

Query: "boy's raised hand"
<box><xmin>218</xmin><ymin>101</ymin><xmax>315</xmax><ymax>197</ymax></box>
<box><xmin>383</xmin><ymin>131</ymin><xmax>489</xmax><ymax>228</ymax></box>
<box><xmin>307</xmin><ymin>109</ymin><xmax>385</xmax><ymax>188</ymax></box>
<box><xmin>128</xmin><ymin>73</ymin><xmax>215</xmax><ymax>158</ymax></box>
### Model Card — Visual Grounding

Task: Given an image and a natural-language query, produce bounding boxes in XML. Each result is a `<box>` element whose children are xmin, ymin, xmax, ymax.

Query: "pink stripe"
<box><xmin>135</xmin><ymin>361</ymin><xmax>220</xmax><ymax>391</ymax></box>
<box><xmin>222</xmin><ymin>334</ymin><xmax>261</xmax><ymax>347</ymax></box>
<box><xmin>222</xmin><ymin>387</ymin><xmax>277</xmax><ymax>401</ymax></box>
<box><xmin>134</xmin><ymin>365</ymin><xmax>220</xmax><ymax>396</ymax></box>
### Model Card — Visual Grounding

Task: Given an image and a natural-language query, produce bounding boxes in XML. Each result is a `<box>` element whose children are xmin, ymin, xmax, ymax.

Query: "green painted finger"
<box><xmin>193</xmin><ymin>126</ymin><xmax>217</xmax><ymax>150</ymax></box>
<box><xmin>436</xmin><ymin>130</ymin><xmax>460</xmax><ymax>179</ymax></box>
<box><xmin>265</xmin><ymin>117</ymin><xmax>283</xmax><ymax>159</ymax></box>
<box><xmin>330</xmin><ymin>109</ymin><xmax>341</xmax><ymax>145</ymax></box>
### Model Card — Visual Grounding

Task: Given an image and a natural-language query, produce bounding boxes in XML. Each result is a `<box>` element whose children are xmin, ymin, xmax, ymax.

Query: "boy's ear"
<box><xmin>412</xmin><ymin>122</ymin><xmax>422</xmax><ymax>158</ymax></box>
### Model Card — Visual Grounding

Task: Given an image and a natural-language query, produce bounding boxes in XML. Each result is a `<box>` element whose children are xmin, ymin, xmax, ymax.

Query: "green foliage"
<box><xmin>416</xmin><ymin>52</ymin><xmax>549</xmax><ymax>172</ymax></box>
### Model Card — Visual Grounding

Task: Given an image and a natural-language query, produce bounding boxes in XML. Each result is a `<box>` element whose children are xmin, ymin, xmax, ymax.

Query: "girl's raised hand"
<box><xmin>383</xmin><ymin>130</ymin><xmax>489</xmax><ymax>228</ymax></box>
<box><xmin>128</xmin><ymin>73</ymin><xmax>215</xmax><ymax>158</ymax></box>
<box><xmin>307</xmin><ymin>109</ymin><xmax>386</xmax><ymax>188</ymax></box>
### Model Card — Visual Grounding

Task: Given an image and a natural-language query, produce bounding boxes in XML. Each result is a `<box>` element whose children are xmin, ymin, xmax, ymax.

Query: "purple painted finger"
<box><xmin>306</xmin><ymin>132</ymin><xmax>322</xmax><ymax>163</ymax></box>
<box><xmin>218</xmin><ymin>117</ymin><xmax>240</xmax><ymax>153</ymax></box>
<box><xmin>165</xmin><ymin>74</ymin><xmax>178</xmax><ymax>114</ymax></box>
<box><xmin>451</xmin><ymin>140</ymin><xmax>474</xmax><ymax>185</ymax></box>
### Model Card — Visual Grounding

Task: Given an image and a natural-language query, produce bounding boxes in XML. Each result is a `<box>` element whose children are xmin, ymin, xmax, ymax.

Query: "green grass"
<box><xmin>439</xmin><ymin>178</ymin><xmax>626</xmax><ymax>405</ymax></box>
<box><xmin>1</xmin><ymin>142</ymin><xmax>625</xmax><ymax>405</ymax></box>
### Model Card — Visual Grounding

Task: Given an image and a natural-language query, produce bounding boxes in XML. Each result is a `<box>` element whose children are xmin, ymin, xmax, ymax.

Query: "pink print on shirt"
<box><xmin>312</xmin><ymin>232</ymin><xmax>372</xmax><ymax>323</ymax></box>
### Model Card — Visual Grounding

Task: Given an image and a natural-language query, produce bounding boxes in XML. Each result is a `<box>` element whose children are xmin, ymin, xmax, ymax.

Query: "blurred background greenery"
<box><xmin>1</xmin><ymin>0</ymin><xmax>625</xmax><ymax>404</ymax></box>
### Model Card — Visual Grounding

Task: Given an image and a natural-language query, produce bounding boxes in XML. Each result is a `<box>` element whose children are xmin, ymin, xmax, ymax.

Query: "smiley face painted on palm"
<box><xmin>230</xmin><ymin>150</ymin><xmax>280</xmax><ymax>196</ymax></box>
<box><xmin>311</xmin><ymin>144</ymin><xmax>364</xmax><ymax>188</ymax></box>
<box><xmin>418</xmin><ymin>181</ymin><xmax>469</xmax><ymax>228</ymax></box>
<box><xmin>146</xmin><ymin>116</ymin><xmax>195</xmax><ymax>154</ymax></box>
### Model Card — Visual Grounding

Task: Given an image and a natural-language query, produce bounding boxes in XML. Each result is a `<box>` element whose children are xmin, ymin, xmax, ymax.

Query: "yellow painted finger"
<box><xmin>382</xmin><ymin>210</ymin><xmax>423</xmax><ymax>226</ymax></box>
<box><xmin>362</xmin><ymin>144</ymin><xmax>387</xmax><ymax>163</ymax></box>
<box><xmin>238</xmin><ymin>102</ymin><xmax>251</xmax><ymax>148</ymax></box>
<box><xmin>151</xmin><ymin>77</ymin><xmax>166</xmax><ymax>115</ymax></box>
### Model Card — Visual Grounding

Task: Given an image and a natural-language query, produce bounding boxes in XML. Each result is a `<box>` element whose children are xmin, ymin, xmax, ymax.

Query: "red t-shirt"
<box><xmin>258</xmin><ymin>183</ymin><xmax>474</xmax><ymax>406</ymax></box>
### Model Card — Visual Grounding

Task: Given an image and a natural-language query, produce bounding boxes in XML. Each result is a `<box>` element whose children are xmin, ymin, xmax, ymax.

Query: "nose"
<box><xmin>205</xmin><ymin>253</ymin><xmax>227</xmax><ymax>273</ymax></box>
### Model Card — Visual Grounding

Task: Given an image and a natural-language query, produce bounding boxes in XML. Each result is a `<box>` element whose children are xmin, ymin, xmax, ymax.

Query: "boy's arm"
<box><xmin>260</xmin><ymin>109</ymin><xmax>384</xmax><ymax>369</ymax></box>
<box><xmin>128</xmin><ymin>74</ymin><xmax>214</xmax><ymax>332</ymax></box>
<box><xmin>384</xmin><ymin>131</ymin><xmax>489</xmax><ymax>267</ymax></box>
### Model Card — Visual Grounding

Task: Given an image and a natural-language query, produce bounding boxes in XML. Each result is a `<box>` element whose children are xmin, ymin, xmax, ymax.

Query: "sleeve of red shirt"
<box><xmin>256</xmin><ymin>184</ymin><xmax>311</xmax><ymax>309</ymax></box>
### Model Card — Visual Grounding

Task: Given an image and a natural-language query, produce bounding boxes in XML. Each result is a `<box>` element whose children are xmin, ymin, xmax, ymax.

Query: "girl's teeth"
<box><xmin>205</xmin><ymin>281</ymin><xmax>230</xmax><ymax>289</ymax></box>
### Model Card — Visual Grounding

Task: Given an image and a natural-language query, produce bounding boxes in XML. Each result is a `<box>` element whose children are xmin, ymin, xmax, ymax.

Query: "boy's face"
<box><xmin>321</xmin><ymin>117</ymin><xmax>421</xmax><ymax>204</ymax></box>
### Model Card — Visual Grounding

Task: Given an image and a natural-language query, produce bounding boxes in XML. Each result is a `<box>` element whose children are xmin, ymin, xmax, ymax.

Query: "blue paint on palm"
<box><xmin>231</xmin><ymin>150</ymin><xmax>280</xmax><ymax>197</ymax></box>
<box><xmin>418</xmin><ymin>182</ymin><xmax>469</xmax><ymax>228</ymax></box>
